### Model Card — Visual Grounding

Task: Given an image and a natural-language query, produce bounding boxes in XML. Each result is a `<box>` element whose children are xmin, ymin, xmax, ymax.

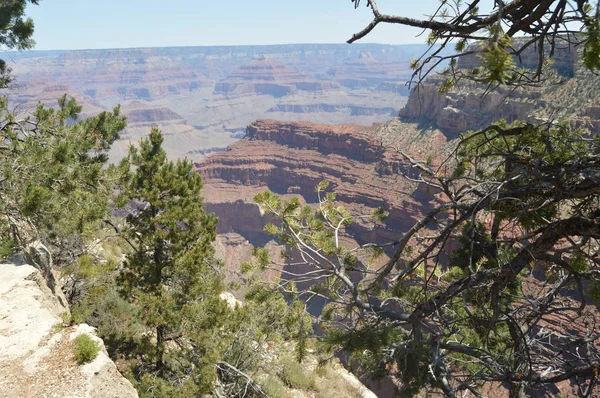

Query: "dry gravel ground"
<box><xmin>0</xmin><ymin>263</ymin><xmax>137</xmax><ymax>398</ymax></box>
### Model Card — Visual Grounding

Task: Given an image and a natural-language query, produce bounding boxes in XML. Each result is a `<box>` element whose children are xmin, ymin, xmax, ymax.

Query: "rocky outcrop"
<box><xmin>109</xmin><ymin>101</ymin><xmax>241</xmax><ymax>162</ymax></box>
<box><xmin>7</xmin><ymin>78</ymin><xmax>104</xmax><ymax>117</ymax></box>
<box><xmin>214</xmin><ymin>57</ymin><xmax>339</xmax><ymax>97</ymax></box>
<box><xmin>457</xmin><ymin>40</ymin><xmax>579</xmax><ymax>77</ymax></box>
<box><xmin>123</xmin><ymin>105</ymin><xmax>185</xmax><ymax>124</ymax></box>
<box><xmin>398</xmin><ymin>79</ymin><xmax>546</xmax><ymax>135</ymax></box>
<box><xmin>244</xmin><ymin>119</ymin><xmax>381</xmax><ymax>161</ymax></box>
<box><xmin>374</xmin><ymin>82</ymin><xmax>411</xmax><ymax>96</ymax></box>
<box><xmin>400</xmin><ymin>43</ymin><xmax>600</xmax><ymax>135</ymax></box>
<box><xmin>0</xmin><ymin>263</ymin><xmax>137</xmax><ymax>398</ymax></box>
<box><xmin>197</xmin><ymin>119</ymin><xmax>448</xmax><ymax>248</ymax></box>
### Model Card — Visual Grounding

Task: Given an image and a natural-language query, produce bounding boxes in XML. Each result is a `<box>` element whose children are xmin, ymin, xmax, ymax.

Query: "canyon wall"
<box><xmin>197</xmin><ymin>118</ymin><xmax>448</xmax><ymax>249</ymax></box>
<box><xmin>400</xmin><ymin>44</ymin><xmax>600</xmax><ymax>135</ymax></box>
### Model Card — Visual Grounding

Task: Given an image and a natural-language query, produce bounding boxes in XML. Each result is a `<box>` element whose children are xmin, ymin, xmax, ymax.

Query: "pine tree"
<box><xmin>0</xmin><ymin>0</ymin><xmax>40</xmax><ymax>88</ymax></box>
<box><xmin>117</xmin><ymin>128</ymin><xmax>229</xmax><ymax>394</ymax></box>
<box><xmin>0</xmin><ymin>95</ymin><xmax>125</xmax><ymax>259</ymax></box>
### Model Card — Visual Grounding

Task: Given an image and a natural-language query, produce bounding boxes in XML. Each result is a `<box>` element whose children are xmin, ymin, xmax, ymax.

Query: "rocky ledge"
<box><xmin>0</xmin><ymin>263</ymin><xmax>137</xmax><ymax>398</ymax></box>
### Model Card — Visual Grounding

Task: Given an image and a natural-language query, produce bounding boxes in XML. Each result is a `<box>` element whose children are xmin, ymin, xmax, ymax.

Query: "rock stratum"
<box><xmin>197</xmin><ymin>118</ymin><xmax>447</xmax><ymax>249</ymax></box>
<box><xmin>0</xmin><ymin>263</ymin><xmax>138</xmax><ymax>398</ymax></box>
<box><xmin>400</xmin><ymin>53</ymin><xmax>600</xmax><ymax>135</ymax></box>
<box><xmin>214</xmin><ymin>57</ymin><xmax>340</xmax><ymax>97</ymax></box>
<box><xmin>326</xmin><ymin>52</ymin><xmax>411</xmax><ymax>92</ymax></box>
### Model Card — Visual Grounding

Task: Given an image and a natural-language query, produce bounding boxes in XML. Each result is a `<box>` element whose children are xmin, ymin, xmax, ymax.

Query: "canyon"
<box><xmin>6</xmin><ymin>41</ymin><xmax>600</xmax><ymax>397</ymax></box>
<box><xmin>195</xmin><ymin>44</ymin><xmax>600</xmax><ymax>270</ymax></box>
<box><xmin>193</xmin><ymin>50</ymin><xmax>600</xmax><ymax>397</ymax></box>
<box><xmin>197</xmin><ymin>118</ymin><xmax>447</xmax><ymax>249</ymax></box>
<box><xmin>5</xmin><ymin>44</ymin><xmax>425</xmax><ymax>161</ymax></box>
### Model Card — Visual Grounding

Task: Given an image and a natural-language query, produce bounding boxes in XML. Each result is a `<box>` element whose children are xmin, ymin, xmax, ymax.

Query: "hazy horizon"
<box><xmin>5</xmin><ymin>42</ymin><xmax>430</xmax><ymax>54</ymax></box>
<box><xmin>25</xmin><ymin>0</ymin><xmax>437</xmax><ymax>51</ymax></box>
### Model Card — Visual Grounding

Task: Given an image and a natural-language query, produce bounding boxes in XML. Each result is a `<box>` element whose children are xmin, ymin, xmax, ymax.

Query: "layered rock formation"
<box><xmin>326</xmin><ymin>52</ymin><xmax>411</xmax><ymax>89</ymax></box>
<box><xmin>13</xmin><ymin>52</ymin><xmax>211</xmax><ymax>103</ymax></box>
<box><xmin>197</xmin><ymin>51</ymin><xmax>600</xmax><ymax>398</ymax></box>
<box><xmin>197</xmin><ymin>53</ymin><xmax>600</xmax><ymax>252</ymax></box>
<box><xmin>197</xmin><ymin>119</ymin><xmax>447</xmax><ymax>248</ymax></box>
<box><xmin>214</xmin><ymin>56</ymin><xmax>339</xmax><ymax>97</ymax></box>
<box><xmin>0</xmin><ymin>263</ymin><xmax>137</xmax><ymax>398</ymax></box>
<box><xmin>398</xmin><ymin>80</ymin><xmax>541</xmax><ymax>135</ymax></box>
<box><xmin>110</xmin><ymin>101</ymin><xmax>238</xmax><ymax>162</ymax></box>
<box><xmin>5</xmin><ymin>78</ymin><xmax>103</xmax><ymax>117</ymax></box>
<box><xmin>400</xmin><ymin>43</ymin><xmax>600</xmax><ymax>135</ymax></box>
<box><xmin>7</xmin><ymin>44</ymin><xmax>420</xmax><ymax>161</ymax></box>
<box><xmin>399</xmin><ymin>71</ymin><xmax>600</xmax><ymax>135</ymax></box>
<box><xmin>9</xmin><ymin>44</ymin><xmax>427</xmax><ymax>81</ymax></box>
<box><xmin>267</xmin><ymin>103</ymin><xmax>397</xmax><ymax>117</ymax></box>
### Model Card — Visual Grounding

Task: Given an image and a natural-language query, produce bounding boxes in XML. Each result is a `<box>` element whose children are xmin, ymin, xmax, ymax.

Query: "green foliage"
<box><xmin>450</xmin><ymin>222</ymin><xmax>494</xmax><ymax>271</ymax></box>
<box><xmin>371</xmin><ymin>206</ymin><xmax>387</xmax><ymax>222</ymax></box>
<box><xmin>261</xmin><ymin>376</ymin><xmax>287</xmax><ymax>397</ymax></box>
<box><xmin>569</xmin><ymin>252</ymin><xmax>589</xmax><ymax>273</ymax></box>
<box><xmin>583</xmin><ymin>13</ymin><xmax>600</xmax><ymax>71</ymax></box>
<box><xmin>479</xmin><ymin>26</ymin><xmax>516</xmax><ymax>85</ymax></box>
<box><xmin>279</xmin><ymin>356</ymin><xmax>315</xmax><ymax>390</ymax></box>
<box><xmin>241</xmin><ymin>246</ymin><xmax>272</xmax><ymax>272</ymax></box>
<box><xmin>589</xmin><ymin>280</ymin><xmax>600</xmax><ymax>304</ymax></box>
<box><xmin>0</xmin><ymin>0</ymin><xmax>40</xmax><ymax>88</ymax></box>
<box><xmin>255</xmin><ymin>181</ymin><xmax>384</xmax><ymax>265</ymax></box>
<box><xmin>0</xmin><ymin>96</ymin><xmax>125</xmax><ymax>254</ymax></box>
<box><xmin>438</xmin><ymin>77</ymin><xmax>456</xmax><ymax>93</ymax></box>
<box><xmin>0</xmin><ymin>232</ymin><xmax>16</xmax><ymax>259</ymax></box>
<box><xmin>70</xmin><ymin>300</ymin><xmax>94</xmax><ymax>325</ymax></box>
<box><xmin>241</xmin><ymin>287</ymin><xmax>314</xmax><ymax>360</ymax></box>
<box><xmin>73</xmin><ymin>334</ymin><xmax>100</xmax><ymax>365</ymax></box>
<box><xmin>117</xmin><ymin>128</ymin><xmax>228</xmax><ymax>393</ymax></box>
<box><xmin>457</xmin><ymin>121</ymin><xmax>592</xmax><ymax>231</ymax></box>
<box><xmin>135</xmin><ymin>373</ymin><xmax>201</xmax><ymax>398</ymax></box>
<box><xmin>91</xmin><ymin>288</ymin><xmax>145</xmax><ymax>348</ymax></box>
<box><xmin>455</xmin><ymin>38</ymin><xmax>467</xmax><ymax>52</ymax></box>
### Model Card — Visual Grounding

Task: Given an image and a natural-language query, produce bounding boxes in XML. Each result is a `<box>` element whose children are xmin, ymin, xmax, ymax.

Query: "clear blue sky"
<box><xmin>26</xmin><ymin>0</ymin><xmax>439</xmax><ymax>50</ymax></box>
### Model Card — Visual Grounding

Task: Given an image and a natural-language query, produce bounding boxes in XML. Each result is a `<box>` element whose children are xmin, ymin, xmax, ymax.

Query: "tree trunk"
<box><xmin>156</xmin><ymin>324</ymin><xmax>165</xmax><ymax>373</ymax></box>
<box><xmin>508</xmin><ymin>382</ymin><xmax>527</xmax><ymax>398</ymax></box>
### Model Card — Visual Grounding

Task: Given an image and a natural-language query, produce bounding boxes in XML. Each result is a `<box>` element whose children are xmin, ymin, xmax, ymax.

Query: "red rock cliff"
<box><xmin>196</xmin><ymin>119</ymin><xmax>447</xmax><ymax>247</ymax></box>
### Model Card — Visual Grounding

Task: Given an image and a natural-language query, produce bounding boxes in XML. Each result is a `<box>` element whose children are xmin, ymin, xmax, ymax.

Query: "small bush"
<box><xmin>279</xmin><ymin>357</ymin><xmax>315</xmax><ymax>390</ymax></box>
<box><xmin>261</xmin><ymin>376</ymin><xmax>287</xmax><ymax>397</ymax></box>
<box><xmin>71</xmin><ymin>300</ymin><xmax>94</xmax><ymax>325</ymax></box>
<box><xmin>314</xmin><ymin>363</ymin><xmax>328</xmax><ymax>378</ymax></box>
<box><xmin>92</xmin><ymin>288</ymin><xmax>144</xmax><ymax>342</ymax></box>
<box><xmin>315</xmin><ymin>369</ymin><xmax>363</xmax><ymax>398</ymax></box>
<box><xmin>0</xmin><ymin>235</ymin><xmax>15</xmax><ymax>260</ymax></box>
<box><xmin>73</xmin><ymin>334</ymin><xmax>100</xmax><ymax>364</ymax></box>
